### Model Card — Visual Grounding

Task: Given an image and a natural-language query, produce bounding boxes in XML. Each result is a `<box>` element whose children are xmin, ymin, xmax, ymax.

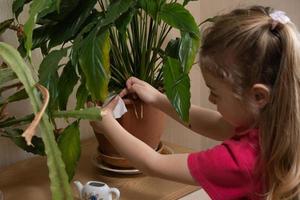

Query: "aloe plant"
<box><xmin>0</xmin><ymin>0</ymin><xmax>199</xmax><ymax>198</ymax></box>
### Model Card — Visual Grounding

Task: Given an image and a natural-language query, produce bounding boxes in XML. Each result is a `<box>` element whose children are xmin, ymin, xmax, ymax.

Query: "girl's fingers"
<box><xmin>119</xmin><ymin>88</ymin><xmax>128</xmax><ymax>98</ymax></box>
<box><xmin>126</xmin><ymin>76</ymin><xmax>145</xmax><ymax>89</ymax></box>
<box><xmin>105</xmin><ymin>95</ymin><xmax>120</xmax><ymax>110</ymax></box>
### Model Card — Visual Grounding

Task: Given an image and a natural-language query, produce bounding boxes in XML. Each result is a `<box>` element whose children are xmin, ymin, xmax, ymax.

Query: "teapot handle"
<box><xmin>109</xmin><ymin>188</ymin><xmax>120</xmax><ymax>200</ymax></box>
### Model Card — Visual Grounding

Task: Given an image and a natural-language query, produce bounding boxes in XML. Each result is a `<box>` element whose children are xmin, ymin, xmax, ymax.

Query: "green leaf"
<box><xmin>52</xmin><ymin>107</ymin><xmax>102</xmax><ymax>120</ymax></box>
<box><xmin>163</xmin><ymin>57</ymin><xmax>190</xmax><ymax>122</ymax></box>
<box><xmin>12</xmin><ymin>0</ymin><xmax>32</xmax><ymax>20</ymax></box>
<box><xmin>23</xmin><ymin>0</ymin><xmax>51</xmax><ymax>58</ymax></box>
<box><xmin>183</xmin><ymin>0</ymin><xmax>198</xmax><ymax>7</ymax></box>
<box><xmin>56</xmin><ymin>0</ymin><xmax>61</xmax><ymax>12</ymax></box>
<box><xmin>58</xmin><ymin>122</ymin><xmax>81</xmax><ymax>181</ymax></box>
<box><xmin>71</xmin><ymin>17</ymin><xmax>99</xmax><ymax>66</ymax></box>
<box><xmin>79</xmin><ymin>30</ymin><xmax>110</xmax><ymax>102</ymax></box>
<box><xmin>0</xmin><ymin>42</ymin><xmax>73</xmax><ymax>199</ymax></box>
<box><xmin>38</xmin><ymin>0</ymin><xmax>80</xmax><ymax>23</ymax></box>
<box><xmin>0</xmin><ymin>114</ymin><xmax>34</xmax><ymax>128</ymax></box>
<box><xmin>0</xmin><ymin>19</ymin><xmax>14</xmax><ymax>35</ymax></box>
<box><xmin>0</xmin><ymin>67</ymin><xmax>17</xmax><ymax>86</ymax></box>
<box><xmin>179</xmin><ymin>32</ymin><xmax>199</xmax><ymax>73</ymax></box>
<box><xmin>39</xmin><ymin>48</ymin><xmax>68</xmax><ymax>110</ymax></box>
<box><xmin>4</xmin><ymin>128</ymin><xmax>45</xmax><ymax>156</ymax></box>
<box><xmin>75</xmin><ymin>81</ymin><xmax>89</xmax><ymax>110</ymax></box>
<box><xmin>165</xmin><ymin>38</ymin><xmax>180</xmax><ymax>59</ymax></box>
<box><xmin>31</xmin><ymin>25</ymin><xmax>53</xmax><ymax>51</ymax></box>
<box><xmin>58</xmin><ymin>62</ymin><xmax>79</xmax><ymax>110</ymax></box>
<box><xmin>2</xmin><ymin>89</ymin><xmax>28</xmax><ymax>106</ymax></box>
<box><xmin>115</xmin><ymin>8</ymin><xmax>136</xmax><ymax>35</ymax></box>
<box><xmin>48</xmin><ymin>0</ymin><xmax>97</xmax><ymax>48</ymax></box>
<box><xmin>138</xmin><ymin>0</ymin><xmax>161</xmax><ymax>17</ymax></box>
<box><xmin>97</xmin><ymin>0</ymin><xmax>135</xmax><ymax>29</ymax></box>
<box><xmin>160</xmin><ymin>3</ymin><xmax>199</xmax><ymax>38</ymax></box>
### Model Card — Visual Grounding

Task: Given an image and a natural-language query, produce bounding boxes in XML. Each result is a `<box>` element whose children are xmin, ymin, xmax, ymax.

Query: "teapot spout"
<box><xmin>74</xmin><ymin>180</ymin><xmax>83</xmax><ymax>198</ymax></box>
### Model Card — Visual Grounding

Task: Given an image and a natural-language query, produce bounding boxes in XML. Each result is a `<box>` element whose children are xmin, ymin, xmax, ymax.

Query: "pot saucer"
<box><xmin>91</xmin><ymin>143</ymin><xmax>174</xmax><ymax>175</ymax></box>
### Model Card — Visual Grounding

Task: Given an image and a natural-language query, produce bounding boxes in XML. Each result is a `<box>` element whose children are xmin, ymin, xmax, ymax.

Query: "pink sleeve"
<box><xmin>188</xmin><ymin>142</ymin><xmax>255</xmax><ymax>200</ymax></box>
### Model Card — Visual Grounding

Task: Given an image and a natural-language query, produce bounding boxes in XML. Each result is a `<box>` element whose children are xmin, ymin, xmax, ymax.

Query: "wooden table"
<box><xmin>0</xmin><ymin>138</ymin><xmax>199</xmax><ymax>200</ymax></box>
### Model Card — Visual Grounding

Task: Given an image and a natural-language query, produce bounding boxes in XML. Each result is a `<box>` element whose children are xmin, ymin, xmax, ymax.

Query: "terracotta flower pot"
<box><xmin>94</xmin><ymin>100</ymin><xmax>166</xmax><ymax>168</ymax></box>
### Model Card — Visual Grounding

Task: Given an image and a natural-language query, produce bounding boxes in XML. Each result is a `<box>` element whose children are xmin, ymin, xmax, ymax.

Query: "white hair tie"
<box><xmin>270</xmin><ymin>10</ymin><xmax>291</xmax><ymax>24</ymax></box>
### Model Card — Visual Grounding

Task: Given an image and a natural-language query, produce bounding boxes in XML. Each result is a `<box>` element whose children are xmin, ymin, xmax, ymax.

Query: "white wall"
<box><xmin>1</xmin><ymin>0</ymin><xmax>300</xmax><ymax>168</ymax></box>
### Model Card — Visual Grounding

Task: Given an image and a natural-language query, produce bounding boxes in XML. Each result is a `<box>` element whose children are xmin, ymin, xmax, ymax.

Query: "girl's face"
<box><xmin>202</xmin><ymin>70</ymin><xmax>255</xmax><ymax>129</ymax></box>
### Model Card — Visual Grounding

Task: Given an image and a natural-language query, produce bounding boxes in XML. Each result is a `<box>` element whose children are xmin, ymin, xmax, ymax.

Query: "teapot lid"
<box><xmin>88</xmin><ymin>182</ymin><xmax>105</xmax><ymax>187</ymax></box>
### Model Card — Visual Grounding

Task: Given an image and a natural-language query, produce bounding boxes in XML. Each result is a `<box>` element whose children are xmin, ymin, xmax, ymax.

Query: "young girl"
<box><xmin>90</xmin><ymin>6</ymin><xmax>300</xmax><ymax>200</ymax></box>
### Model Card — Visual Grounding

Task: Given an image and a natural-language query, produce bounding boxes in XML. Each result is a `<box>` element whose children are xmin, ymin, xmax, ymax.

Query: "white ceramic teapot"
<box><xmin>74</xmin><ymin>180</ymin><xmax>120</xmax><ymax>200</ymax></box>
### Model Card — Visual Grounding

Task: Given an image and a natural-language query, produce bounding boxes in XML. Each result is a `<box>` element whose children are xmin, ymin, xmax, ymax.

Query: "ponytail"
<box><xmin>260</xmin><ymin>22</ymin><xmax>300</xmax><ymax>200</ymax></box>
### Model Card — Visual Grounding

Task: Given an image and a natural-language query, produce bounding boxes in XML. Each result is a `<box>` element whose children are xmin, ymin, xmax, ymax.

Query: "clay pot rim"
<box><xmin>98</xmin><ymin>141</ymin><xmax>164</xmax><ymax>161</ymax></box>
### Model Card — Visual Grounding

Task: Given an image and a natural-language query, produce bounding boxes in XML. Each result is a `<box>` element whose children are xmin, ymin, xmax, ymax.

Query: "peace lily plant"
<box><xmin>0</xmin><ymin>0</ymin><xmax>200</xmax><ymax>199</ymax></box>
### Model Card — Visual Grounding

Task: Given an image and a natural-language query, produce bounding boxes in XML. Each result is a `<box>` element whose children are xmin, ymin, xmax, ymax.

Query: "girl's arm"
<box><xmin>124</xmin><ymin>77</ymin><xmax>235</xmax><ymax>141</ymax></box>
<box><xmin>91</xmin><ymin>108</ymin><xmax>197</xmax><ymax>185</ymax></box>
<box><xmin>156</xmin><ymin>94</ymin><xmax>234</xmax><ymax>141</ymax></box>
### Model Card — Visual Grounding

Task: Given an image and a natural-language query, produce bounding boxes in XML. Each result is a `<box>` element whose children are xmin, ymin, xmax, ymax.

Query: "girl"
<box><xmin>90</xmin><ymin>6</ymin><xmax>300</xmax><ymax>200</ymax></box>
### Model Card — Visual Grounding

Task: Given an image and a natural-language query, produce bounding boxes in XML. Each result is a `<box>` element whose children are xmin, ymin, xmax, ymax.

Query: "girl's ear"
<box><xmin>250</xmin><ymin>84</ymin><xmax>270</xmax><ymax>109</ymax></box>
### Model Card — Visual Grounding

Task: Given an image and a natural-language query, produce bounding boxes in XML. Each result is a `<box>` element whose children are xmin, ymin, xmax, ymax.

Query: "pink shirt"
<box><xmin>188</xmin><ymin>129</ymin><xmax>262</xmax><ymax>200</ymax></box>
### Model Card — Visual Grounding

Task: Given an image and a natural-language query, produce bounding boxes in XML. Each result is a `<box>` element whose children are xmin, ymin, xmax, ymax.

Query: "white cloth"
<box><xmin>102</xmin><ymin>95</ymin><xmax>127</xmax><ymax>119</ymax></box>
<box><xmin>112</xmin><ymin>97</ymin><xmax>127</xmax><ymax>119</ymax></box>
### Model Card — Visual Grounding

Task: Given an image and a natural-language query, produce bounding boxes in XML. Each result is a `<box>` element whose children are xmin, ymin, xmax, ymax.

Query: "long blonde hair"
<box><xmin>199</xmin><ymin>6</ymin><xmax>300</xmax><ymax>200</ymax></box>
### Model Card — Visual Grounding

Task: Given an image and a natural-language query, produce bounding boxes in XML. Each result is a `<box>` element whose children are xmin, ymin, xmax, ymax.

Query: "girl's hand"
<box><xmin>121</xmin><ymin>77</ymin><xmax>164</xmax><ymax>106</ymax></box>
<box><xmin>89</xmin><ymin>95</ymin><xmax>121</xmax><ymax>134</ymax></box>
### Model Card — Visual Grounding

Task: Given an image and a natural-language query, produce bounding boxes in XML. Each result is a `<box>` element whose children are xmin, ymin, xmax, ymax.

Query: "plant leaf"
<box><xmin>0</xmin><ymin>19</ymin><xmax>14</xmax><ymax>35</ymax></box>
<box><xmin>115</xmin><ymin>8</ymin><xmax>136</xmax><ymax>35</ymax></box>
<box><xmin>78</xmin><ymin>30</ymin><xmax>110</xmax><ymax>102</ymax></box>
<box><xmin>179</xmin><ymin>32</ymin><xmax>199</xmax><ymax>73</ymax></box>
<box><xmin>39</xmin><ymin>48</ymin><xmax>68</xmax><ymax>110</ymax></box>
<box><xmin>0</xmin><ymin>42</ymin><xmax>73</xmax><ymax>199</ymax></box>
<box><xmin>38</xmin><ymin>0</ymin><xmax>80</xmax><ymax>23</ymax></box>
<box><xmin>165</xmin><ymin>38</ymin><xmax>180</xmax><ymax>59</ymax></box>
<box><xmin>160</xmin><ymin>3</ymin><xmax>199</xmax><ymax>38</ymax></box>
<box><xmin>58</xmin><ymin>121</ymin><xmax>81</xmax><ymax>181</ymax></box>
<box><xmin>4</xmin><ymin>128</ymin><xmax>45</xmax><ymax>155</ymax></box>
<box><xmin>163</xmin><ymin>57</ymin><xmax>190</xmax><ymax>122</ymax></box>
<box><xmin>138</xmin><ymin>0</ymin><xmax>161</xmax><ymax>17</ymax></box>
<box><xmin>12</xmin><ymin>0</ymin><xmax>32</xmax><ymax>20</ymax></box>
<box><xmin>102</xmin><ymin>0</ymin><xmax>135</xmax><ymax>25</ymax></box>
<box><xmin>23</xmin><ymin>0</ymin><xmax>51</xmax><ymax>58</ymax></box>
<box><xmin>48</xmin><ymin>0</ymin><xmax>97</xmax><ymax>48</ymax></box>
<box><xmin>3</xmin><ymin>89</ymin><xmax>28</xmax><ymax>106</ymax></box>
<box><xmin>58</xmin><ymin>62</ymin><xmax>79</xmax><ymax>110</ymax></box>
<box><xmin>183</xmin><ymin>0</ymin><xmax>198</xmax><ymax>7</ymax></box>
<box><xmin>75</xmin><ymin>81</ymin><xmax>89</xmax><ymax>110</ymax></box>
<box><xmin>0</xmin><ymin>114</ymin><xmax>34</xmax><ymax>128</ymax></box>
<box><xmin>0</xmin><ymin>67</ymin><xmax>17</xmax><ymax>86</ymax></box>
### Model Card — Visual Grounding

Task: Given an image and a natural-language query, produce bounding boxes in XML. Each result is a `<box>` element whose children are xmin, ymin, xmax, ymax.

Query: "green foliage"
<box><xmin>0</xmin><ymin>19</ymin><xmax>14</xmax><ymax>35</ymax></box>
<box><xmin>163</xmin><ymin>57</ymin><xmax>191</xmax><ymax>122</ymax></box>
<box><xmin>0</xmin><ymin>42</ymin><xmax>73</xmax><ymax>200</ymax></box>
<box><xmin>78</xmin><ymin>30</ymin><xmax>110</xmax><ymax>102</ymax></box>
<box><xmin>3</xmin><ymin>128</ymin><xmax>45</xmax><ymax>155</ymax></box>
<box><xmin>58</xmin><ymin>121</ymin><xmax>81</xmax><ymax>181</ymax></box>
<box><xmin>0</xmin><ymin>0</ymin><xmax>200</xmax><ymax>198</ymax></box>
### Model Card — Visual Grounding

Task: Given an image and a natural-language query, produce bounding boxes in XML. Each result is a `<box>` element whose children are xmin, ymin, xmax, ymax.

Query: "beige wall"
<box><xmin>1</xmin><ymin>0</ymin><xmax>300</xmax><ymax>168</ymax></box>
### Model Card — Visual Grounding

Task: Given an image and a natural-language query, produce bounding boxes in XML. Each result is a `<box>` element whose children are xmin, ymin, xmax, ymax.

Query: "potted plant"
<box><xmin>93</xmin><ymin>0</ymin><xmax>200</xmax><ymax>167</ymax></box>
<box><xmin>1</xmin><ymin>0</ymin><xmax>199</xmax><ymax>174</ymax></box>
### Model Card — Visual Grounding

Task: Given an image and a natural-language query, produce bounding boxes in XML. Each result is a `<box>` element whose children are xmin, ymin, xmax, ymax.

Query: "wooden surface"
<box><xmin>0</xmin><ymin>138</ymin><xmax>199</xmax><ymax>200</ymax></box>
